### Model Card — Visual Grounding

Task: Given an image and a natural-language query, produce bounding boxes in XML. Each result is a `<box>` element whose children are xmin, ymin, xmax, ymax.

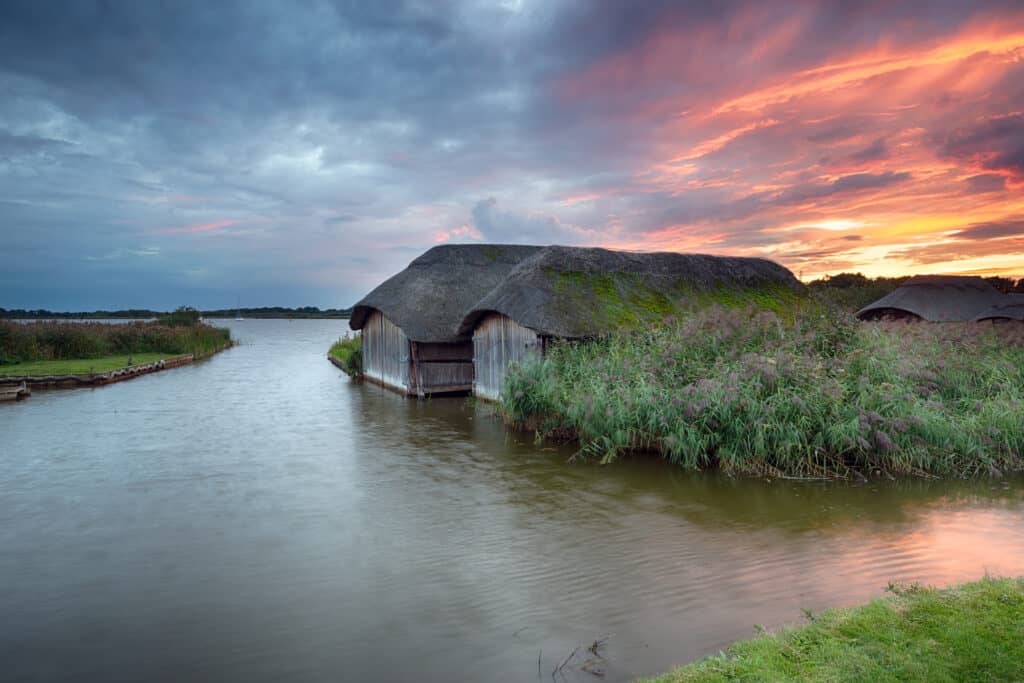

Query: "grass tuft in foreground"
<box><xmin>646</xmin><ymin>577</ymin><xmax>1024</xmax><ymax>683</ymax></box>
<box><xmin>503</xmin><ymin>304</ymin><xmax>1024</xmax><ymax>478</ymax></box>
<box><xmin>329</xmin><ymin>335</ymin><xmax>362</xmax><ymax>377</ymax></box>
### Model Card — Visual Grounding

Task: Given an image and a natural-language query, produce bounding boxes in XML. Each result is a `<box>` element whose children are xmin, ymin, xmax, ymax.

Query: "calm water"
<box><xmin>2</xmin><ymin>319</ymin><xmax>1023</xmax><ymax>682</ymax></box>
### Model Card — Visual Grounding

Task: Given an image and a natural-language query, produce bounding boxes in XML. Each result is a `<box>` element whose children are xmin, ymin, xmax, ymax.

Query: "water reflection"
<box><xmin>1</xmin><ymin>319</ymin><xmax>1023</xmax><ymax>682</ymax></box>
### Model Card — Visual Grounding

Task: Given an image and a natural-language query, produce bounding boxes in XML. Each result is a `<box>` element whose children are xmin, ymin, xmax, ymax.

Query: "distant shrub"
<box><xmin>158</xmin><ymin>306</ymin><xmax>202</xmax><ymax>327</ymax></box>
<box><xmin>329</xmin><ymin>335</ymin><xmax>362</xmax><ymax>377</ymax></box>
<box><xmin>0</xmin><ymin>320</ymin><xmax>231</xmax><ymax>365</ymax></box>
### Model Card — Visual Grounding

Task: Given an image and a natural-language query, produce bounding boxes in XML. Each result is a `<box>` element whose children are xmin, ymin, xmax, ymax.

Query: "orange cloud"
<box><xmin>556</xmin><ymin>8</ymin><xmax>1024</xmax><ymax>280</ymax></box>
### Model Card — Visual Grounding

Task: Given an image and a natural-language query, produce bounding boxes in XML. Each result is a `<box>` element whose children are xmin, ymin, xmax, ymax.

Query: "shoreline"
<box><xmin>0</xmin><ymin>342</ymin><xmax>233</xmax><ymax>390</ymax></box>
<box><xmin>644</xmin><ymin>577</ymin><xmax>1024</xmax><ymax>682</ymax></box>
<box><xmin>0</xmin><ymin>354</ymin><xmax>195</xmax><ymax>388</ymax></box>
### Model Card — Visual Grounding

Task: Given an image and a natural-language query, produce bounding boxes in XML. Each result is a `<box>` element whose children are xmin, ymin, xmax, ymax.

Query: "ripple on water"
<box><xmin>2</xmin><ymin>320</ymin><xmax>1024</xmax><ymax>682</ymax></box>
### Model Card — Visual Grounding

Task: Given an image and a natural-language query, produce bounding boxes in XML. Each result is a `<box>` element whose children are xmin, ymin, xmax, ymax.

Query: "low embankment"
<box><xmin>328</xmin><ymin>336</ymin><xmax>362</xmax><ymax>377</ymax></box>
<box><xmin>503</xmin><ymin>305</ymin><xmax>1024</xmax><ymax>478</ymax></box>
<box><xmin>646</xmin><ymin>577</ymin><xmax>1024</xmax><ymax>682</ymax></box>
<box><xmin>0</xmin><ymin>319</ymin><xmax>232</xmax><ymax>386</ymax></box>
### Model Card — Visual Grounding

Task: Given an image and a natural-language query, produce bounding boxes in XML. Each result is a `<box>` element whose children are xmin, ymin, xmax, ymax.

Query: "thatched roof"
<box><xmin>351</xmin><ymin>244</ymin><xmax>802</xmax><ymax>342</ymax></box>
<box><xmin>349</xmin><ymin>244</ymin><xmax>541</xmax><ymax>343</ymax></box>
<box><xmin>975</xmin><ymin>293</ymin><xmax>1024</xmax><ymax>322</ymax></box>
<box><xmin>856</xmin><ymin>275</ymin><xmax>1007</xmax><ymax>322</ymax></box>
<box><xmin>457</xmin><ymin>246</ymin><xmax>802</xmax><ymax>338</ymax></box>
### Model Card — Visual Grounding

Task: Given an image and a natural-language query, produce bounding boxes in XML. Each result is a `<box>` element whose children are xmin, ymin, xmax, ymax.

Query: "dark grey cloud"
<box><xmin>952</xmin><ymin>220</ymin><xmax>1024</xmax><ymax>241</ymax></box>
<box><xmin>470</xmin><ymin>197</ymin><xmax>594</xmax><ymax>245</ymax></box>
<box><xmin>0</xmin><ymin>0</ymin><xmax>1021</xmax><ymax>307</ymax></box>
<box><xmin>847</xmin><ymin>138</ymin><xmax>888</xmax><ymax>163</ymax></box>
<box><xmin>963</xmin><ymin>173</ymin><xmax>1007</xmax><ymax>194</ymax></box>
<box><xmin>939</xmin><ymin>113</ymin><xmax>1024</xmax><ymax>179</ymax></box>
<box><xmin>777</xmin><ymin>171</ymin><xmax>912</xmax><ymax>204</ymax></box>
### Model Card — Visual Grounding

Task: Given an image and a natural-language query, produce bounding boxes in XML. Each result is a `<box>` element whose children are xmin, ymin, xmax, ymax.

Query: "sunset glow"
<box><xmin>1</xmin><ymin>1</ymin><xmax>1022</xmax><ymax>307</ymax></box>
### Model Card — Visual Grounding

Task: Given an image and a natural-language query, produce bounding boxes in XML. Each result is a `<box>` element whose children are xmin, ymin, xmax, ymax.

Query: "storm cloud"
<box><xmin>1</xmin><ymin>0</ymin><xmax>1023</xmax><ymax>308</ymax></box>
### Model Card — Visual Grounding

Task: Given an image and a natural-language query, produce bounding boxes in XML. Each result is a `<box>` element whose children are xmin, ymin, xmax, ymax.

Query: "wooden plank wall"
<box><xmin>472</xmin><ymin>313</ymin><xmax>540</xmax><ymax>401</ymax></box>
<box><xmin>418</xmin><ymin>361</ymin><xmax>474</xmax><ymax>391</ymax></box>
<box><xmin>361</xmin><ymin>309</ymin><xmax>410</xmax><ymax>394</ymax></box>
<box><xmin>411</xmin><ymin>341</ymin><xmax>473</xmax><ymax>395</ymax></box>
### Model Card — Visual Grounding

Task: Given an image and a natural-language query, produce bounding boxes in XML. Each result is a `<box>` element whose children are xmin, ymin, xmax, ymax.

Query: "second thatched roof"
<box><xmin>350</xmin><ymin>244</ymin><xmax>802</xmax><ymax>342</ymax></box>
<box><xmin>974</xmin><ymin>293</ymin><xmax>1024</xmax><ymax>322</ymax></box>
<box><xmin>457</xmin><ymin>246</ymin><xmax>802</xmax><ymax>338</ymax></box>
<box><xmin>856</xmin><ymin>276</ymin><xmax>1008</xmax><ymax>322</ymax></box>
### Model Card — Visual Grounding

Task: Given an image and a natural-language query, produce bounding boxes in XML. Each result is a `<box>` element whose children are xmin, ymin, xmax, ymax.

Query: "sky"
<box><xmin>2</xmin><ymin>1</ymin><xmax>1023</xmax><ymax>310</ymax></box>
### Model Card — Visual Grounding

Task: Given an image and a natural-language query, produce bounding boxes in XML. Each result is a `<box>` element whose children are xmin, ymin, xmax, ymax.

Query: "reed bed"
<box><xmin>0</xmin><ymin>319</ymin><xmax>231</xmax><ymax>366</ymax></box>
<box><xmin>328</xmin><ymin>335</ymin><xmax>362</xmax><ymax>377</ymax></box>
<box><xmin>503</xmin><ymin>306</ymin><xmax>1024</xmax><ymax>478</ymax></box>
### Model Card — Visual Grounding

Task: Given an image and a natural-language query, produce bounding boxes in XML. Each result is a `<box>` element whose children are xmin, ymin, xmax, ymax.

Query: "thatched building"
<box><xmin>974</xmin><ymin>293</ymin><xmax>1024</xmax><ymax>323</ymax></box>
<box><xmin>348</xmin><ymin>245</ymin><xmax>540</xmax><ymax>395</ymax></box>
<box><xmin>350</xmin><ymin>244</ymin><xmax>801</xmax><ymax>399</ymax></box>
<box><xmin>456</xmin><ymin>246</ymin><xmax>802</xmax><ymax>400</ymax></box>
<box><xmin>856</xmin><ymin>276</ymin><xmax>1009</xmax><ymax>322</ymax></box>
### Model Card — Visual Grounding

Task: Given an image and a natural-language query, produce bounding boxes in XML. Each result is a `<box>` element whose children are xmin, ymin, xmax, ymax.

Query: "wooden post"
<box><xmin>409</xmin><ymin>340</ymin><xmax>425</xmax><ymax>398</ymax></box>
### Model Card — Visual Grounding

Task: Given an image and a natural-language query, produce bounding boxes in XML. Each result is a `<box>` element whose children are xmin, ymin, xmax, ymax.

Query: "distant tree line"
<box><xmin>0</xmin><ymin>305</ymin><xmax>353</xmax><ymax>319</ymax></box>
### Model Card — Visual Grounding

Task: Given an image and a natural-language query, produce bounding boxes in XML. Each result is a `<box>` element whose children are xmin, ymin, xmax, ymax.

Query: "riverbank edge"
<box><xmin>643</xmin><ymin>577</ymin><xmax>1024</xmax><ymax>682</ymax></box>
<box><xmin>0</xmin><ymin>341</ymin><xmax>234</xmax><ymax>389</ymax></box>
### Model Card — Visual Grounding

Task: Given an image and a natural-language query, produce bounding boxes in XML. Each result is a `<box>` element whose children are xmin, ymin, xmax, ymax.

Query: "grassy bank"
<box><xmin>0</xmin><ymin>319</ymin><xmax>232</xmax><ymax>370</ymax></box>
<box><xmin>328</xmin><ymin>335</ymin><xmax>362</xmax><ymax>377</ymax></box>
<box><xmin>0</xmin><ymin>353</ymin><xmax>168</xmax><ymax>377</ymax></box>
<box><xmin>503</xmin><ymin>304</ymin><xmax>1024</xmax><ymax>477</ymax></box>
<box><xmin>647</xmin><ymin>577</ymin><xmax>1024</xmax><ymax>682</ymax></box>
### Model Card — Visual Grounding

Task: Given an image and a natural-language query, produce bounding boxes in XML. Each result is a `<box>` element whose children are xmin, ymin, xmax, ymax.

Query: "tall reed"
<box><xmin>503</xmin><ymin>305</ymin><xmax>1024</xmax><ymax>478</ymax></box>
<box><xmin>0</xmin><ymin>320</ymin><xmax>231</xmax><ymax>365</ymax></box>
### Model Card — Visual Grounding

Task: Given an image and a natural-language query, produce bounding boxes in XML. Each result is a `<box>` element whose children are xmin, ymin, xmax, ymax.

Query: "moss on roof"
<box><xmin>351</xmin><ymin>244</ymin><xmax>804</xmax><ymax>342</ymax></box>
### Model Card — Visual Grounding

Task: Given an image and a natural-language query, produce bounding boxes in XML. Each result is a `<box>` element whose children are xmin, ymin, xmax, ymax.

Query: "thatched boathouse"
<box><xmin>348</xmin><ymin>245</ymin><xmax>540</xmax><ymax>395</ymax></box>
<box><xmin>856</xmin><ymin>276</ymin><xmax>1008</xmax><ymax>322</ymax></box>
<box><xmin>974</xmin><ymin>294</ymin><xmax>1024</xmax><ymax>323</ymax></box>
<box><xmin>457</xmin><ymin>246</ymin><xmax>802</xmax><ymax>400</ymax></box>
<box><xmin>351</xmin><ymin>244</ymin><xmax>802</xmax><ymax>400</ymax></box>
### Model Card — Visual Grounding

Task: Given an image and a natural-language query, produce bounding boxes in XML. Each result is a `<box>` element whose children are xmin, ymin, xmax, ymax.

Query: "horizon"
<box><xmin>2</xmin><ymin>1</ymin><xmax>1023</xmax><ymax>309</ymax></box>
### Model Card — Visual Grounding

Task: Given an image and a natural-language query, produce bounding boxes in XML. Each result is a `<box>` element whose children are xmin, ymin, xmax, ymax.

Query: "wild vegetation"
<box><xmin>329</xmin><ymin>335</ymin><xmax>362</xmax><ymax>377</ymax></box>
<box><xmin>0</xmin><ymin>314</ymin><xmax>232</xmax><ymax>368</ymax></box>
<box><xmin>646</xmin><ymin>577</ymin><xmax>1024</xmax><ymax>682</ymax></box>
<box><xmin>503</xmin><ymin>301</ymin><xmax>1024</xmax><ymax>478</ymax></box>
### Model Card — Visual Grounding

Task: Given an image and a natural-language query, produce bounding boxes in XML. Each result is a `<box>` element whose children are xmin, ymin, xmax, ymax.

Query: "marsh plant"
<box><xmin>0</xmin><ymin>320</ymin><xmax>232</xmax><ymax>366</ymax></box>
<box><xmin>503</xmin><ymin>305</ymin><xmax>1024</xmax><ymax>478</ymax></box>
<box><xmin>329</xmin><ymin>335</ymin><xmax>362</xmax><ymax>377</ymax></box>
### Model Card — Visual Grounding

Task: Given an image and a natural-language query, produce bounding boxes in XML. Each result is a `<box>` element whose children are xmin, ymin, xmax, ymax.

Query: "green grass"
<box><xmin>503</xmin><ymin>303</ymin><xmax>1024</xmax><ymax>478</ymax></box>
<box><xmin>328</xmin><ymin>336</ymin><xmax>362</xmax><ymax>377</ymax></box>
<box><xmin>0</xmin><ymin>353</ymin><xmax>169</xmax><ymax>376</ymax></box>
<box><xmin>646</xmin><ymin>577</ymin><xmax>1024</xmax><ymax>682</ymax></box>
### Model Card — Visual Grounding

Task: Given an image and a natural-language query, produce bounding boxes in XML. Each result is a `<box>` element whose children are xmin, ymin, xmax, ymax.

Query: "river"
<box><xmin>2</xmin><ymin>319</ymin><xmax>1023</xmax><ymax>682</ymax></box>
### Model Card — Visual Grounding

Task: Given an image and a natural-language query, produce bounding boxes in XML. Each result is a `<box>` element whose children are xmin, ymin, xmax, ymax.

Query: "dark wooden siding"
<box><xmin>415</xmin><ymin>341</ymin><xmax>473</xmax><ymax>362</ymax></box>
<box><xmin>361</xmin><ymin>310</ymin><xmax>410</xmax><ymax>394</ymax></box>
<box><xmin>472</xmin><ymin>313</ymin><xmax>540</xmax><ymax>401</ymax></box>
<box><xmin>409</xmin><ymin>342</ymin><xmax>473</xmax><ymax>396</ymax></box>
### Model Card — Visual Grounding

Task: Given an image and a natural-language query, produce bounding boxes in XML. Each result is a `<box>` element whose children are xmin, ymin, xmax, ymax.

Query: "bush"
<box><xmin>503</xmin><ymin>304</ymin><xmax>1024</xmax><ymax>478</ymax></box>
<box><xmin>0</xmin><ymin>320</ymin><xmax>231</xmax><ymax>364</ymax></box>
<box><xmin>329</xmin><ymin>335</ymin><xmax>362</xmax><ymax>377</ymax></box>
<box><xmin>158</xmin><ymin>306</ymin><xmax>202</xmax><ymax>327</ymax></box>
